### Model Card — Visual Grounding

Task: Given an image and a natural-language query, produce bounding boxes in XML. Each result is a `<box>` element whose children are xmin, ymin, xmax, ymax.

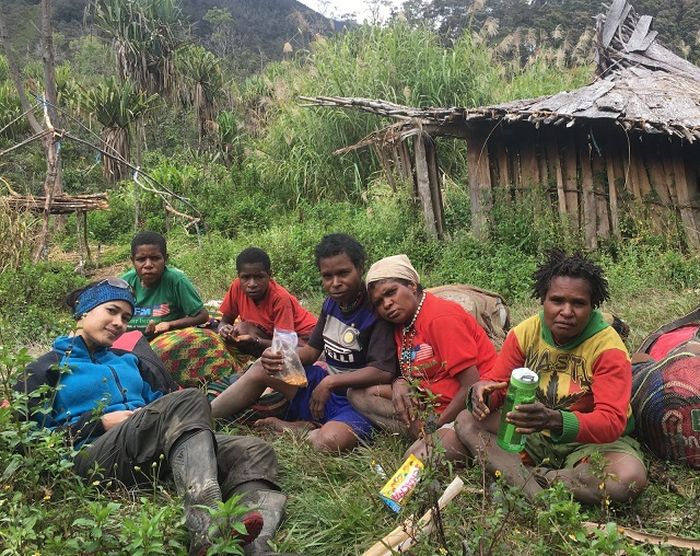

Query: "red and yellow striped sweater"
<box><xmin>485</xmin><ymin>311</ymin><xmax>633</xmax><ymax>444</ymax></box>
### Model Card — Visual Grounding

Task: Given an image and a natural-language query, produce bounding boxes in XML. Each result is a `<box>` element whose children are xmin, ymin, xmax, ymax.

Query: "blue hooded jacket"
<box><xmin>18</xmin><ymin>335</ymin><xmax>172</xmax><ymax>445</ymax></box>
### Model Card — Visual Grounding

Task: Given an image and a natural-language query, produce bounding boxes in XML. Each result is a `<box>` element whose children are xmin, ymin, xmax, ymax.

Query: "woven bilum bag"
<box><xmin>631</xmin><ymin>345</ymin><xmax>700</xmax><ymax>468</ymax></box>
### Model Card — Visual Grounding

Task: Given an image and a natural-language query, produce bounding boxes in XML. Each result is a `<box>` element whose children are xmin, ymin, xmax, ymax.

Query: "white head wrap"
<box><xmin>365</xmin><ymin>254</ymin><xmax>420</xmax><ymax>287</ymax></box>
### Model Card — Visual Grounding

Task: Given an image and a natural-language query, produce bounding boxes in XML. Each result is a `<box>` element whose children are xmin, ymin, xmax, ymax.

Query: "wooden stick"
<box><xmin>362</xmin><ymin>476</ymin><xmax>465</xmax><ymax>556</ymax></box>
<box><xmin>582</xmin><ymin>522</ymin><xmax>700</xmax><ymax>550</ymax></box>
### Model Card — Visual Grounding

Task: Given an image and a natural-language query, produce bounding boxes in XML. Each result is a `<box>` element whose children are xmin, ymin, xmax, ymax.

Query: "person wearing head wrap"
<box><xmin>14</xmin><ymin>279</ymin><xmax>288</xmax><ymax>555</ymax></box>
<box><xmin>348</xmin><ymin>255</ymin><xmax>497</xmax><ymax>462</ymax></box>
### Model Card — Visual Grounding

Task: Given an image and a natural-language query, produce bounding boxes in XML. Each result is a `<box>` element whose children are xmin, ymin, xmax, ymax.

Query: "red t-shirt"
<box><xmin>219</xmin><ymin>279</ymin><xmax>317</xmax><ymax>338</ymax></box>
<box><xmin>397</xmin><ymin>292</ymin><xmax>497</xmax><ymax>413</ymax></box>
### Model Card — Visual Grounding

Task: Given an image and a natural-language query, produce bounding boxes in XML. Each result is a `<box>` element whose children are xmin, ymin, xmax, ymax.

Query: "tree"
<box><xmin>0</xmin><ymin>0</ymin><xmax>62</xmax><ymax>261</ymax></box>
<box><xmin>91</xmin><ymin>0</ymin><xmax>185</xmax><ymax>95</ymax></box>
<box><xmin>80</xmin><ymin>76</ymin><xmax>158</xmax><ymax>183</ymax></box>
<box><xmin>202</xmin><ymin>7</ymin><xmax>236</xmax><ymax>58</ymax></box>
<box><xmin>175</xmin><ymin>45</ymin><xmax>223</xmax><ymax>145</ymax></box>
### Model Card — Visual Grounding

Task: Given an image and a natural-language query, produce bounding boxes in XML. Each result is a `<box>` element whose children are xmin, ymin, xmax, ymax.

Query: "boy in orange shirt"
<box><xmin>219</xmin><ymin>247</ymin><xmax>317</xmax><ymax>356</ymax></box>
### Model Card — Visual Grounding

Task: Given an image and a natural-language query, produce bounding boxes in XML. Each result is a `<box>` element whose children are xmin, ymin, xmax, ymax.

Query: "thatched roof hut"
<box><xmin>303</xmin><ymin>0</ymin><xmax>700</xmax><ymax>249</ymax></box>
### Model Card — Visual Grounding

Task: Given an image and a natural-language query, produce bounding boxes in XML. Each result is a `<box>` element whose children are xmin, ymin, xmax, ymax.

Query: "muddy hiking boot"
<box><xmin>170</xmin><ymin>430</ymin><xmax>264</xmax><ymax>555</ymax></box>
<box><xmin>242</xmin><ymin>489</ymin><xmax>288</xmax><ymax>556</ymax></box>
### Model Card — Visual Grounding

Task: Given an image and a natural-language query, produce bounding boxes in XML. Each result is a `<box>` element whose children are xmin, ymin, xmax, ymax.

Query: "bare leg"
<box><xmin>537</xmin><ymin>451</ymin><xmax>647</xmax><ymax>505</ymax></box>
<box><xmin>404</xmin><ymin>426</ymin><xmax>469</xmax><ymax>462</ymax></box>
<box><xmin>211</xmin><ymin>360</ymin><xmax>298</xmax><ymax>419</ymax></box>
<box><xmin>454</xmin><ymin>409</ymin><xmax>543</xmax><ymax>500</ymax></box>
<box><xmin>253</xmin><ymin>417</ymin><xmax>317</xmax><ymax>433</ymax></box>
<box><xmin>347</xmin><ymin>385</ymin><xmax>406</xmax><ymax>434</ymax></box>
<box><xmin>307</xmin><ymin>420</ymin><xmax>360</xmax><ymax>453</ymax></box>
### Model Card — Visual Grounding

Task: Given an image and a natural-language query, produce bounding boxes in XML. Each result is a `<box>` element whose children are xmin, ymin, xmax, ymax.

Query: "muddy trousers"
<box><xmin>73</xmin><ymin>388</ymin><xmax>279</xmax><ymax>496</ymax></box>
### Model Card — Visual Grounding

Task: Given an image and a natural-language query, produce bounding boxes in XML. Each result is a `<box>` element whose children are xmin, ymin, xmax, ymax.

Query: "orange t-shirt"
<box><xmin>219</xmin><ymin>279</ymin><xmax>317</xmax><ymax>338</ymax></box>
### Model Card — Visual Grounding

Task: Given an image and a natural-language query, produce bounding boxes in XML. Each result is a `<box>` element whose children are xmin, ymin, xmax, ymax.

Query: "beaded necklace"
<box><xmin>399</xmin><ymin>291</ymin><xmax>427</xmax><ymax>377</ymax></box>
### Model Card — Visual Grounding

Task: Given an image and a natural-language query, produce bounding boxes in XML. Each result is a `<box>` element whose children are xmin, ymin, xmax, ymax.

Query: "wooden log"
<box><xmin>645</xmin><ymin>141</ymin><xmax>671</xmax><ymax>205</ymax></box>
<box><xmin>579</xmin><ymin>135</ymin><xmax>598</xmax><ymax>249</ymax></box>
<box><xmin>493</xmin><ymin>141</ymin><xmax>511</xmax><ymax>192</ymax></box>
<box><xmin>562</xmin><ymin>135</ymin><xmax>580</xmax><ymax>228</ymax></box>
<box><xmin>425</xmin><ymin>136</ymin><xmax>445</xmax><ymax>239</ymax></box>
<box><xmin>414</xmin><ymin>134</ymin><xmax>439</xmax><ymax>239</ymax></box>
<box><xmin>634</xmin><ymin>141</ymin><xmax>653</xmax><ymax>198</ymax></box>
<box><xmin>546</xmin><ymin>134</ymin><xmax>567</xmax><ymax>215</ymax></box>
<box><xmin>401</xmin><ymin>140</ymin><xmax>419</xmax><ymax>199</ymax></box>
<box><xmin>591</xmin><ymin>147</ymin><xmax>610</xmax><ymax>239</ymax></box>
<box><xmin>672</xmin><ymin>141</ymin><xmax>700</xmax><ymax>249</ymax></box>
<box><xmin>604</xmin><ymin>142</ymin><xmax>620</xmax><ymax>238</ymax></box>
<box><xmin>537</xmin><ymin>136</ymin><xmax>550</xmax><ymax>192</ymax></box>
<box><xmin>512</xmin><ymin>143</ymin><xmax>523</xmax><ymax>199</ymax></box>
<box><xmin>466</xmin><ymin>127</ymin><xmax>493</xmax><ymax>240</ymax></box>
<box><xmin>520</xmin><ymin>131</ymin><xmax>540</xmax><ymax>189</ymax></box>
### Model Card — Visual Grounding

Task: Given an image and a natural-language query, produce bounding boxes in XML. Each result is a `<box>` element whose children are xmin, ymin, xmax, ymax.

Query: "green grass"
<box><xmin>3</xmin><ymin>266</ymin><xmax>699</xmax><ymax>555</ymax></box>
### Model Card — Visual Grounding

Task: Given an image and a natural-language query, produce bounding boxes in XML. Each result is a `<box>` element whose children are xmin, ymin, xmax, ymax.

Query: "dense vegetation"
<box><xmin>1</xmin><ymin>0</ymin><xmax>700</xmax><ymax>554</ymax></box>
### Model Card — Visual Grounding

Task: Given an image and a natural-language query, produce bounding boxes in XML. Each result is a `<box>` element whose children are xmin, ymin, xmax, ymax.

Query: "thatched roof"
<box><xmin>302</xmin><ymin>0</ymin><xmax>700</xmax><ymax>143</ymax></box>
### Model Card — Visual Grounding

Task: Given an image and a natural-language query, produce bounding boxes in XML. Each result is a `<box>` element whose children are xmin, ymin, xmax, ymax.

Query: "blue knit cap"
<box><xmin>73</xmin><ymin>278</ymin><xmax>136</xmax><ymax>318</ymax></box>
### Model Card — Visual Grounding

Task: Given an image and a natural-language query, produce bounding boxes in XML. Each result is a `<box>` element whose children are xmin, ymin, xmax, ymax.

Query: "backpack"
<box><xmin>427</xmin><ymin>284</ymin><xmax>511</xmax><ymax>349</ymax></box>
<box><xmin>631</xmin><ymin>329</ymin><xmax>700</xmax><ymax>469</ymax></box>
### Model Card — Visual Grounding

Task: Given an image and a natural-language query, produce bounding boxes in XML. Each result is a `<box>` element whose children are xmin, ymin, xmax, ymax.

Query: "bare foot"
<box><xmin>253</xmin><ymin>417</ymin><xmax>316</xmax><ymax>432</ymax></box>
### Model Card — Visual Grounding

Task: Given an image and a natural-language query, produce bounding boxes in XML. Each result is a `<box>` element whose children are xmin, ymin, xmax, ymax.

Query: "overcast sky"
<box><xmin>297</xmin><ymin>0</ymin><xmax>405</xmax><ymax>23</ymax></box>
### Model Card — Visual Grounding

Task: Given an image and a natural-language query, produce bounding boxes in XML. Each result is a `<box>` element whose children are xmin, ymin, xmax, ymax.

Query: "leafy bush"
<box><xmin>0</xmin><ymin>262</ymin><xmax>86</xmax><ymax>345</ymax></box>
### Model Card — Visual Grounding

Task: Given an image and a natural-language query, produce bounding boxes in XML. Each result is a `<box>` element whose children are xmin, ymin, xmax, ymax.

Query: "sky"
<box><xmin>296</xmin><ymin>0</ymin><xmax>406</xmax><ymax>24</ymax></box>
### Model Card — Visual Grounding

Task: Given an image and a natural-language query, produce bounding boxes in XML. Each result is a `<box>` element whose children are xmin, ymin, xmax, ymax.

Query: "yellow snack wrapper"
<box><xmin>379</xmin><ymin>454</ymin><xmax>424</xmax><ymax>512</ymax></box>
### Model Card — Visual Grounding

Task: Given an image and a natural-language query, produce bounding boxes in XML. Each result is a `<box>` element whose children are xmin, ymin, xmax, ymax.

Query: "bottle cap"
<box><xmin>512</xmin><ymin>367</ymin><xmax>538</xmax><ymax>383</ymax></box>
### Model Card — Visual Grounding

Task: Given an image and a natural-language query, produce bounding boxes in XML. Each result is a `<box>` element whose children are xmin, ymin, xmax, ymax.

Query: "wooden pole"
<box><xmin>466</xmin><ymin>127</ymin><xmax>492</xmax><ymax>240</ymax></box>
<box><xmin>546</xmin><ymin>133</ymin><xmax>567</xmax><ymax>216</ymax></box>
<box><xmin>414</xmin><ymin>133</ymin><xmax>439</xmax><ymax>239</ymax></box>
<box><xmin>562</xmin><ymin>135</ymin><xmax>580</xmax><ymax>228</ymax></box>
<box><xmin>605</xmin><ymin>145</ymin><xmax>620</xmax><ymax>238</ymax></box>
<box><xmin>591</xmin><ymin>146</ymin><xmax>610</xmax><ymax>239</ymax></box>
<box><xmin>579</xmin><ymin>134</ymin><xmax>597</xmax><ymax>249</ymax></box>
<box><xmin>425</xmin><ymin>136</ymin><xmax>445</xmax><ymax>239</ymax></box>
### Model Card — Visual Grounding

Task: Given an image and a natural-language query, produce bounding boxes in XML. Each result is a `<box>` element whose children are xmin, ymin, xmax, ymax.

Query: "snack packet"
<box><xmin>379</xmin><ymin>454</ymin><xmax>424</xmax><ymax>512</ymax></box>
<box><xmin>271</xmin><ymin>328</ymin><xmax>308</xmax><ymax>387</ymax></box>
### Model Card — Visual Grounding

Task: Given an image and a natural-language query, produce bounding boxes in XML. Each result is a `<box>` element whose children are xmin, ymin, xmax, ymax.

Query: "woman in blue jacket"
<box><xmin>16</xmin><ymin>278</ymin><xmax>286</xmax><ymax>556</ymax></box>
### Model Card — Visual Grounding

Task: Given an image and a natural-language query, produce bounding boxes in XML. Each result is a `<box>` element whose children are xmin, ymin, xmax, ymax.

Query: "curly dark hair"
<box><xmin>131</xmin><ymin>231</ymin><xmax>167</xmax><ymax>259</ymax></box>
<box><xmin>314</xmin><ymin>233</ymin><xmax>366</xmax><ymax>270</ymax></box>
<box><xmin>236</xmin><ymin>247</ymin><xmax>271</xmax><ymax>273</ymax></box>
<box><xmin>532</xmin><ymin>249</ymin><xmax>609</xmax><ymax>308</ymax></box>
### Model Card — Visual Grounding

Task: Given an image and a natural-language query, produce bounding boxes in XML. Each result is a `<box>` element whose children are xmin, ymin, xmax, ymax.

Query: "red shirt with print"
<box><xmin>219</xmin><ymin>278</ymin><xmax>317</xmax><ymax>338</ymax></box>
<box><xmin>397</xmin><ymin>292</ymin><xmax>497</xmax><ymax>413</ymax></box>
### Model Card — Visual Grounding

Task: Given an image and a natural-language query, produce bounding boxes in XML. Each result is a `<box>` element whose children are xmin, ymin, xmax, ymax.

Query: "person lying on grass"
<box><xmin>122</xmin><ymin>231</ymin><xmax>209</xmax><ymax>338</ymax></box>
<box><xmin>218</xmin><ymin>247</ymin><xmax>317</xmax><ymax>357</ymax></box>
<box><xmin>455</xmin><ymin>250</ymin><xmax>648</xmax><ymax>505</ymax></box>
<box><xmin>14</xmin><ymin>279</ymin><xmax>289</xmax><ymax>556</ymax></box>
<box><xmin>347</xmin><ymin>255</ymin><xmax>497</xmax><ymax>462</ymax></box>
<box><xmin>211</xmin><ymin>233</ymin><xmax>397</xmax><ymax>453</ymax></box>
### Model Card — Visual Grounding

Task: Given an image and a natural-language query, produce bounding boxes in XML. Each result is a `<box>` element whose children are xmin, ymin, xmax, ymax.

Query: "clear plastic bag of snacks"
<box><xmin>271</xmin><ymin>329</ymin><xmax>308</xmax><ymax>387</ymax></box>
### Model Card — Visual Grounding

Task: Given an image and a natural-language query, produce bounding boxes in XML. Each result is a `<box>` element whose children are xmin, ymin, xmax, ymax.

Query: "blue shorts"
<box><xmin>284</xmin><ymin>364</ymin><xmax>374</xmax><ymax>439</ymax></box>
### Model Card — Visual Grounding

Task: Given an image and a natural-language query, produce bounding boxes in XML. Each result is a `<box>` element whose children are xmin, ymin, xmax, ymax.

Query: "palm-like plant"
<box><xmin>80</xmin><ymin>76</ymin><xmax>158</xmax><ymax>182</ymax></box>
<box><xmin>175</xmin><ymin>45</ymin><xmax>223</xmax><ymax>144</ymax></box>
<box><xmin>0</xmin><ymin>83</ymin><xmax>29</xmax><ymax>140</ymax></box>
<box><xmin>91</xmin><ymin>0</ymin><xmax>184</xmax><ymax>95</ymax></box>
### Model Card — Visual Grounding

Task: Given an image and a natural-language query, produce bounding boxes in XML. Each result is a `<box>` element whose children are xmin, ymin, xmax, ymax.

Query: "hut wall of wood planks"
<box><xmin>464</xmin><ymin>122</ymin><xmax>700</xmax><ymax>249</ymax></box>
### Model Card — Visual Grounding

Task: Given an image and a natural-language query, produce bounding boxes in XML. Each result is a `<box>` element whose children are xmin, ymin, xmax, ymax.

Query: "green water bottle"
<box><xmin>496</xmin><ymin>367</ymin><xmax>539</xmax><ymax>452</ymax></box>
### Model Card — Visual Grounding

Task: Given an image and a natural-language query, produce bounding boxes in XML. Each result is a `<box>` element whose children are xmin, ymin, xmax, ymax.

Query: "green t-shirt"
<box><xmin>122</xmin><ymin>266</ymin><xmax>205</xmax><ymax>332</ymax></box>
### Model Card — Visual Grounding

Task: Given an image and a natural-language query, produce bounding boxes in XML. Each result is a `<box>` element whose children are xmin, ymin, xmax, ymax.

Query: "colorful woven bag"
<box><xmin>631</xmin><ymin>346</ymin><xmax>700</xmax><ymax>468</ymax></box>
